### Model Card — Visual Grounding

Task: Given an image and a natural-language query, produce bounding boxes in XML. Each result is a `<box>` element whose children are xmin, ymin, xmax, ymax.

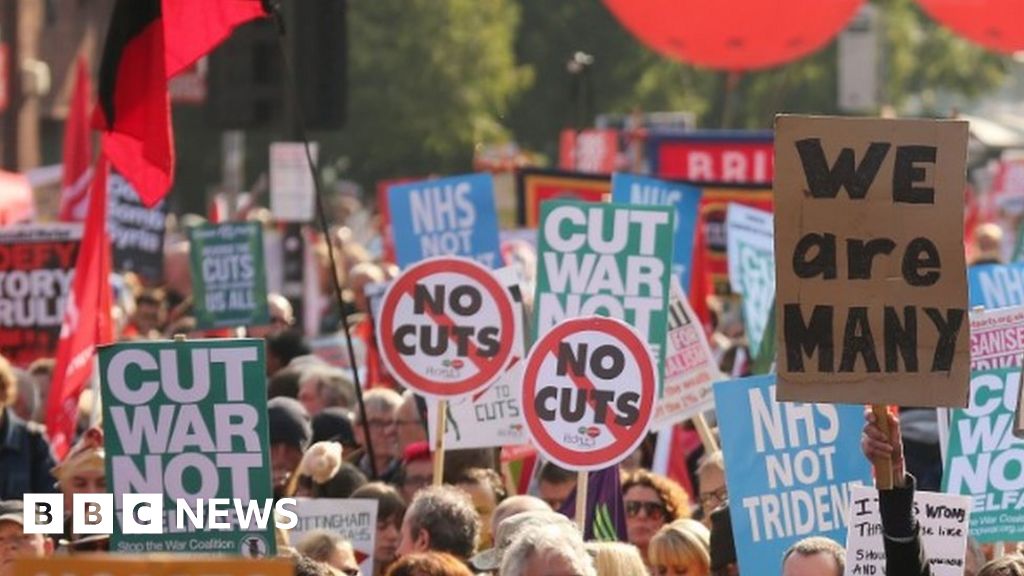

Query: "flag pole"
<box><xmin>264</xmin><ymin>0</ymin><xmax>378</xmax><ymax>479</ymax></box>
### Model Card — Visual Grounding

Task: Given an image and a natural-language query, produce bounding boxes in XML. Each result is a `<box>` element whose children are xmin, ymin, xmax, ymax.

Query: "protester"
<box><xmin>268</xmin><ymin>396</ymin><xmax>313</xmax><ymax>494</ymax></box>
<box><xmin>708</xmin><ymin>506</ymin><xmax>737</xmax><ymax>576</ymax></box>
<box><xmin>454</xmin><ymin>467</ymin><xmax>506</xmax><ymax>550</ymax></box>
<box><xmin>297</xmin><ymin>531</ymin><xmax>363</xmax><ymax>576</ymax></box>
<box><xmin>586</xmin><ymin>541</ymin><xmax>649</xmax><ymax>576</ymax></box>
<box><xmin>696</xmin><ymin>450</ymin><xmax>727</xmax><ymax>524</ymax></box>
<box><xmin>395</xmin><ymin>391</ymin><xmax>427</xmax><ymax>454</ymax></box>
<box><xmin>51</xmin><ymin>426</ymin><xmax>105</xmax><ymax>541</ymax></box>
<box><xmin>978</xmin><ymin>556</ymin><xmax>1024</xmax><ymax>576</ymax></box>
<box><xmin>397</xmin><ymin>442</ymin><xmax>434</xmax><ymax>504</ymax></box>
<box><xmin>293</xmin><ymin>554</ymin><xmax>343</xmax><ymax>576</ymax></box>
<box><xmin>248</xmin><ymin>293</ymin><xmax>296</xmax><ymax>338</ymax></box>
<box><xmin>266</xmin><ymin>329</ymin><xmax>313</xmax><ymax>377</ymax></box>
<box><xmin>354</xmin><ymin>388</ymin><xmax>403</xmax><ymax>481</ymax></box>
<box><xmin>499</xmin><ymin>523</ymin><xmax>596</xmax><ymax>576</ymax></box>
<box><xmin>385</xmin><ymin>552</ymin><xmax>474</xmax><ymax>576</ymax></box>
<box><xmin>0</xmin><ymin>354</ymin><xmax>56</xmax><ymax>500</ymax></box>
<box><xmin>312</xmin><ymin>406</ymin><xmax>358</xmax><ymax>448</ymax></box>
<box><xmin>352</xmin><ymin>482</ymin><xmax>406</xmax><ymax>576</ymax></box>
<box><xmin>298</xmin><ymin>365</ymin><xmax>357</xmax><ymax>415</ymax></box>
<box><xmin>123</xmin><ymin>288</ymin><xmax>167</xmax><ymax>339</ymax></box>
<box><xmin>469</xmin><ymin>510</ymin><xmax>575</xmax><ymax>573</ymax></box>
<box><xmin>0</xmin><ymin>501</ymin><xmax>54</xmax><ymax>576</ymax></box>
<box><xmin>313</xmin><ymin>462</ymin><xmax>368</xmax><ymax>499</ymax></box>
<box><xmin>269</xmin><ymin>365</ymin><xmax>306</xmax><ymax>400</ymax></box>
<box><xmin>486</xmin><ymin>495</ymin><xmax>550</xmax><ymax>541</ymax></box>
<box><xmin>621</xmin><ymin>469</ymin><xmax>692</xmax><ymax>565</ymax></box>
<box><xmin>26</xmin><ymin>358</ymin><xmax>54</xmax><ymax>424</ymax></box>
<box><xmin>397</xmin><ymin>485</ymin><xmax>479</xmax><ymax>562</ymax></box>
<box><xmin>780</xmin><ymin>537</ymin><xmax>844</xmax><ymax>576</ymax></box>
<box><xmin>970</xmin><ymin>223</ymin><xmax>1005</xmax><ymax>266</ymax></box>
<box><xmin>648</xmin><ymin>519</ymin><xmax>712</xmax><ymax>576</ymax></box>
<box><xmin>536</xmin><ymin>462</ymin><xmax>577</xmax><ymax>510</ymax></box>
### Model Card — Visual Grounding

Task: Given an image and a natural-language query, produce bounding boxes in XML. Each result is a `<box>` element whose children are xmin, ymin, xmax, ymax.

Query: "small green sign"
<box><xmin>189</xmin><ymin>222</ymin><xmax>269</xmax><ymax>329</ymax></box>
<box><xmin>533</xmin><ymin>200</ymin><xmax>675</xmax><ymax>391</ymax></box>
<box><xmin>100</xmin><ymin>338</ymin><xmax>275</xmax><ymax>556</ymax></box>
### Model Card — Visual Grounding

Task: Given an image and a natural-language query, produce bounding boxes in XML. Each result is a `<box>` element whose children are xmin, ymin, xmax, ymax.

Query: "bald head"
<box><xmin>490</xmin><ymin>495</ymin><xmax>551</xmax><ymax>535</ymax></box>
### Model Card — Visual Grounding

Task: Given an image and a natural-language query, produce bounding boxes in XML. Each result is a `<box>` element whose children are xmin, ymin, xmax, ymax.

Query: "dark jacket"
<box><xmin>880</xmin><ymin>474</ymin><xmax>931</xmax><ymax>576</ymax></box>
<box><xmin>0</xmin><ymin>407</ymin><xmax>58</xmax><ymax>499</ymax></box>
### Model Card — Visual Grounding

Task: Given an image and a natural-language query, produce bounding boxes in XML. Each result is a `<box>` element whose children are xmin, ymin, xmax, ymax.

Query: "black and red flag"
<box><xmin>93</xmin><ymin>0</ymin><xmax>267</xmax><ymax>207</ymax></box>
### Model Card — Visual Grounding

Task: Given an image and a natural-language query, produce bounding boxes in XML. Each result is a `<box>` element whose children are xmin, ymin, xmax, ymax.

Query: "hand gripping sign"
<box><xmin>521</xmin><ymin>316</ymin><xmax>656</xmax><ymax>471</ymax></box>
<box><xmin>377</xmin><ymin>256</ymin><xmax>517</xmax><ymax>398</ymax></box>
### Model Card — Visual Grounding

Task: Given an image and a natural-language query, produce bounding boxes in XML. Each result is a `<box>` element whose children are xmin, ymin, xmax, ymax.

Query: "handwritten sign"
<box><xmin>844</xmin><ymin>485</ymin><xmax>971</xmax><ymax>576</ymax></box>
<box><xmin>774</xmin><ymin>115</ymin><xmax>970</xmax><ymax>407</ymax></box>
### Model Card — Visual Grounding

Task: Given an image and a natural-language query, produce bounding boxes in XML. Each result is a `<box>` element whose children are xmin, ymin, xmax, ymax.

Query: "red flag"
<box><xmin>46</xmin><ymin>154</ymin><xmax>114</xmax><ymax>459</ymax></box>
<box><xmin>93</xmin><ymin>0</ymin><xmax>266</xmax><ymax>207</ymax></box>
<box><xmin>58</xmin><ymin>57</ymin><xmax>93</xmax><ymax>222</ymax></box>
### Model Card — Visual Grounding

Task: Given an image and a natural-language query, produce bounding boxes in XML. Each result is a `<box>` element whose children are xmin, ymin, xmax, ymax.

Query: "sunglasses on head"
<box><xmin>625</xmin><ymin>500</ymin><xmax>667</xmax><ymax>519</ymax></box>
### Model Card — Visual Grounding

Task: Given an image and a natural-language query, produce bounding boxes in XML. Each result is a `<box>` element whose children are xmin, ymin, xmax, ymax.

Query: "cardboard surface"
<box><xmin>774</xmin><ymin>115</ymin><xmax>970</xmax><ymax>406</ymax></box>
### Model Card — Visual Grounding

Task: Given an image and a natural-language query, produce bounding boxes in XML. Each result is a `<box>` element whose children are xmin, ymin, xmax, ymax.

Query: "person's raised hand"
<box><xmin>861</xmin><ymin>407</ymin><xmax>906</xmax><ymax>488</ymax></box>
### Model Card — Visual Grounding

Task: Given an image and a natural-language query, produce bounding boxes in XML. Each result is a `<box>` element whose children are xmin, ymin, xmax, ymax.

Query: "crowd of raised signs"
<box><xmin>3</xmin><ymin>140</ymin><xmax>1024</xmax><ymax>576</ymax></box>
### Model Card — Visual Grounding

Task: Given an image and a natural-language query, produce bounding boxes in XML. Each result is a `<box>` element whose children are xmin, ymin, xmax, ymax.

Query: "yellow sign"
<box><xmin>13</xmin><ymin>556</ymin><xmax>294</xmax><ymax>576</ymax></box>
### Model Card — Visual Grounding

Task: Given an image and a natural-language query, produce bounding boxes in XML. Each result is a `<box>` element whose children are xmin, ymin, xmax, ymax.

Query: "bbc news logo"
<box><xmin>22</xmin><ymin>494</ymin><xmax>298</xmax><ymax>534</ymax></box>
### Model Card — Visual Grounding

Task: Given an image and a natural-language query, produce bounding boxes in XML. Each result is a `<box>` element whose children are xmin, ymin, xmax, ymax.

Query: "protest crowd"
<box><xmin>4</xmin><ymin>2</ymin><xmax>1024</xmax><ymax>576</ymax></box>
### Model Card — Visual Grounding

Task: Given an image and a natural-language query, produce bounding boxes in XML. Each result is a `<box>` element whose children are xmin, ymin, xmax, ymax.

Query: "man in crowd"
<box><xmin>268</xmin><ymin>397</ymin><xmax>312</xmax><ymax>494</ymax></box>
<box><xmin>355</xmin><ymin>388</ymin><xmax>402</xmax><ymax>482</ymax></box>
<box><xmin>0</xmin><ymin>501</ymin><xmax>53</xmax><ymax>576</ymax></box>
<box><xmin>499</xmin><ymin>522</ymin><xmax>595</xmax><ymax>576</ymax></box>
<box><xmin>0</xmin><ymin>355</ymin><xmax>55</xmax><ymax>500</ymax></box>
<box><xmin>781</xmin><ymin>537</ymin><xmax>845</xmax><ymax>576</ymax></box>
<box><xmin>397</xmin><ymin>442</ymin><xmax>434</xmax><ymax>504</ymax></box>
<box><xmin>395</xmin><ymin>391</ymin><xmax>427</xmax><ymax>455</ymax></box>
<box><xmin>297</xmin><ymin>366</ymin><xmax>356</xmax><ymax>416</ymax></box>
<box><xmin>397</xmin><ymin>485</ymin><xmax>479</xmax><ymax>563</ymax></box>
<box><xmin>536</xmin><ymin>462</ymin><xmax>576</xmax><ymax>511</ymax></box>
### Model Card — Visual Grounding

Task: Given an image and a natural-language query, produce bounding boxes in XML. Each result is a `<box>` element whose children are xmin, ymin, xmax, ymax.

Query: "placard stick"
<box><xmin>575</xmin><ymin>471</ymin><xmax>589</xmax><ymax>533</ymax></box>
<box><xmin>433</xmin><ymin>400</ymin><xmax>447</xmax><ymax>486</ymax></box>
<box><xmin>693</xmin><ymin>413</ymin><xmax>719</xmax><ymax>454</ymax></box>
<box><xmin>872</xmin><ymin>404</ymin><xmax>894</xmax><ymax>490</ymax></box>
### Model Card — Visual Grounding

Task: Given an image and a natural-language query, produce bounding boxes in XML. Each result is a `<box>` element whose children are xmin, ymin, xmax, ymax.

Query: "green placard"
<box><xmin>188</xmin><ymin>222</ymin><xmax>270</xmax><ymax>329</ymax></box>
<box><xmin>100</xmin><ymin>339</ymin><xmax>275</xmax><ymax>556</ymax></box>
<box><xmin>943</xmin><ymin>367</ymin><xmax>1023</xmax><ymax>543</ymax></box>
<box><xmin>533</xmin><ymin>200</ymin><xmax>675</xmax><ymax>391</ymax></box>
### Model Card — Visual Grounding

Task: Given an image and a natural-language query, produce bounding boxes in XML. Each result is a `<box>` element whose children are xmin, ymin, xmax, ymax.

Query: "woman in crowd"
<box><xmin>352</xmin><ymin>482</ymin><xmax>406</xmax><ymax>576</ymax></box>
<box><xmin>621</xmin><ymin>469</ymin><xmax>692</xmax><ymax>567</ymax></box>
<box><xmin>585</xmin><ymin>541</ymin><xmax>648</xmax><ymax>576</ymax></box>
<box><xmin>648</xmin><ymin>519</ymin><xmax>712</xmax><ymax>576</ymax></box>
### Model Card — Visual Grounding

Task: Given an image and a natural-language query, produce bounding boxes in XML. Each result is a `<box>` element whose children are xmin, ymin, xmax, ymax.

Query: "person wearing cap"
<box><xmin>470</xmin><ymin>510</ymin><xmax>576</xmax><ymax>574</ymax></box>
<box><xmin>397</xmin><ymin>442</ymin><xmax>433</xmax><ymax>504</ymax></box>
<box><xmin>0</xmin><ymin>501</ymin><xmax>53</xmax><ymax>576</ymax></box>
<box><xmin>0</xmin><ymin>354</ymin><xmax>57</xmax><ymax>500</ymax></box>
<box><xmin>269</xmin><ymin>397</ymin><xmax>313</xmax><ymax>494</ymax></box>
<box><xmin>51</xmin><ymin>426</ymin><xmax>106</xmax><ymax>543</ymax></box>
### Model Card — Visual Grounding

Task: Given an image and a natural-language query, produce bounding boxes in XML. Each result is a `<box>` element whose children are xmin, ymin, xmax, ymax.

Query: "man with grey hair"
<box><xmin>499</xmin><ymin>523</ymin><xmax>595</xmax><ymax>576</ymax></box>
<box><xmin>354</xmin><ymin>388</ymin><xmax>402</xmax><ymax>481</ymax></box>
<box><xmin>297</xmin><ymin>365</ymin><xmax>356</xmax><ymax>416</ymax></box>
<box><xmin>396</xmin><ymin>485</ymin><xmax>480</xmax><ymax>562</ymax></box>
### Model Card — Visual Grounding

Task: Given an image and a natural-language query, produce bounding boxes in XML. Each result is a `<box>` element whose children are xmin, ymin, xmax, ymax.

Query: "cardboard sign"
<box><xmin>534</xmin><ymin>200</ymin><xmax>674</xmax><ymax>393</ymax></box>
<box><xmin>970</xmin><ymin>306</ymin><xmax>1024</xmax><ymax>371</ymax></box>
<box><xmin>13</xmin><ymin>557</ymin><xmax>293</xmax><ymax>576</ymax></box>
<box><xmin>377</xmin><ymin>256</ymin><xmax>516</xmax><ymax>398</ymax></box>
<box><xmin>714</xmin><ymin>375</ymin><xmax>872</xmax><ymax>574</ymax></box>
<box><xmin>774</xmin><ymin>115</ymin><xmax>970</xmax><ymax>407</ymax></box>
<box><xmin>611</xmin><ymin>173</ymin><xmax>702</xmax><ymax>292</ymax></box>
<box><xmin>387</xmin><ymin>173</ymin><xmax>501</xmax><ymax>269</ymax></box>
<box><xmin>269</xmin><ymin>142</ymin><xmax>318</xmax><ymax>223</ymax></box>
<box><xmin>426</xmin><ymin>266</ymin><xmax>528</xmax><ymax>449</ymax></box>
<box><xmin>727</xmin><ymin>203</ymin><xmax>775</xmax><ymax>357</ymax></box>
<box><xmin>943</xmin><ymin>368</ymin><xmax>1024</xmax><ymax>542</ymax></box>
<box><xmin>693</xmin><ymin>185</ymin><xmax>773</xmax><ymax>297</ymax></box>
<box><xmin>652</xmin><ymin>277</ymin><xmax>721</xmax><ymax>428</ymax></box>
<box><xmin>968</xmin><ymin>263</ymin><xmax>1024</xmax><ymax>310</ymax></box>
<box><xmin>189</xmin><ymin>222</ymin><xmax>270</xmax><ymax>330</ymax></box>
<box><xmin>844</xmin><ymin>485</ymin><xmax>971</xmax><ymax>576</ymax></box>
<box><xmin>290</xmin><ymin>498</ymin><xmax>377</xmax><ymax>576</ymax></box>
<box><xmin>99</xmin><ymin>339</ymin><xmax>275</xmax><ymax>555</ymax></box>
<box><xmin>108</xmin><ymin>171</ymin><xmax>166</xmax><ymax>284</ymax></box>
<box><xmin>0</xmin><ymin>224</ymin><xmax>81</xmax><ymax>366</ymax></box>
<box><xmin>649</xmin><ymin>131</ymin><xmax>774</xmax><ymax>184</ymax></box>
<box><xmin>521</xmin><ymin>316</ymin><xmax>656</xmax><ymax>471</ymax></box>
<box><xmin>516</xmin><ymin>169</ymin><xmax>610</xmax><ymax>228</ymax></box>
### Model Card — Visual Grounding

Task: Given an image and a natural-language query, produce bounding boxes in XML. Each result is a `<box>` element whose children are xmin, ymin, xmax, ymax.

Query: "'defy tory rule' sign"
<box><xmin>773</xmin><ymin>115</ymin><xmax>970</xmax><ymax>407</ymax></box>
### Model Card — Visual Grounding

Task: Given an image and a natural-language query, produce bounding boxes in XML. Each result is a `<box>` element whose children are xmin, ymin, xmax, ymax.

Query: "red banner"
<box><xmin>559</xmin><ymin>129</ymin><xmax>619</xmax><ymax>173</ymax></box>
<box><xmin>650</xmin><ymin>133</ymin><xmax>774</xmax><ymax>184</ymax></box>
<box><xmin>516</xmin><ymin>169</ymin><xmax>610</xmax><ymax>228</ymax></box>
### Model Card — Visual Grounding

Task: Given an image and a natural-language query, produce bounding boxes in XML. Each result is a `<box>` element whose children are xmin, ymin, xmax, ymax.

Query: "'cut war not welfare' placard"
<box><xmin>774</xmin><ymin>115</ymin><xmax>970</xmax><ymax>407</ymax></box>
<box><xmin>715</xmin><ymin>375</ymin><xmax>872</xmax><ymax>575</ymax></box>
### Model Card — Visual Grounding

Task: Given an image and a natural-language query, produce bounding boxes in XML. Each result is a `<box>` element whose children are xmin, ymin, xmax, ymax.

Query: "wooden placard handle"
<box><xmin>872</xmin><ymin>404</ymin><xmax>894</xmax><ymax>490</ymax></box>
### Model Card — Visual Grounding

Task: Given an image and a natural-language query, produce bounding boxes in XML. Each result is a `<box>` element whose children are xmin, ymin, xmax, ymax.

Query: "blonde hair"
<box><xmin>648</xmin><ymin>519</ymin><xmax>711</xmax><ymax>574</ymax></box>
<box><xmin>585</xmin><ymin>542</ymin><xmax>648</xmax><ymax>576</ymax></box>
<box><xmin>0</xmin><ymin>354</ymin><xmax>16</xmax><ymax>407</ymax></box>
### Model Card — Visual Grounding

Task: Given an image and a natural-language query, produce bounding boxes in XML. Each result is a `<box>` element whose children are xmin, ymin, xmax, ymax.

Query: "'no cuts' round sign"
<box><xmin>522</xmin><ymin>316</ymin><xmax>656</xmax><ymax>471</ymax></box>
<box><xmin>377</xmin><ymin>256</ymin><xmax>516</xmax><ymax>398</ymax></box>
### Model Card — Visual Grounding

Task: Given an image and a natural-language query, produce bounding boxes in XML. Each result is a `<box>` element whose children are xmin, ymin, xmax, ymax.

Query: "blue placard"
<box><xmin>714</xmin><ymin>375</ymin><xmax>872</xmax><ymax>573</ymax></box>
<box><xmin>968</xmin><ymin>263</ymin><xmax>1024</xmax><ymax>310</ymax></box>
<box><xmin>611</xmin><ymin>173</ymin><xmax>702</xmax><ymax>291</ymax></box>
<box><xmin>388</xmin><ymin>173</ymin><xmax>501</xmax><ymax>268</ymax></box>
